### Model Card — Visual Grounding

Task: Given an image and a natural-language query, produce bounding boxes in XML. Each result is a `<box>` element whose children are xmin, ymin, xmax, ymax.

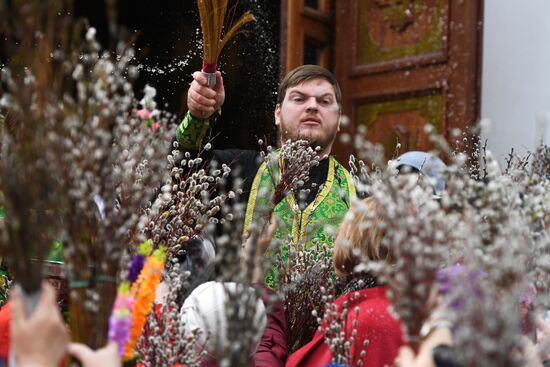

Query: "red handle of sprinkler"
<box><xmin>201</xmin><ymin>61</ymin><xmax>217</xmax><ymax>88</ymax></box>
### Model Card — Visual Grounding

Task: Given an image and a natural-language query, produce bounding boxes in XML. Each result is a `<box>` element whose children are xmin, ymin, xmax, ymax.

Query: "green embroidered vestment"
<box><xmin>244</xmin><ymin>155</ymin><xmax>355</xmax><ymax>287</ymax></box>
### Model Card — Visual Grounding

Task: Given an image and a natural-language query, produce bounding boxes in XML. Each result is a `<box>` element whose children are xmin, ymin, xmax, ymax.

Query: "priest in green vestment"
<box><xmin>177</xmin><ymin>65</ymin><xmax>355</xmax><ymax>286</ymax></box>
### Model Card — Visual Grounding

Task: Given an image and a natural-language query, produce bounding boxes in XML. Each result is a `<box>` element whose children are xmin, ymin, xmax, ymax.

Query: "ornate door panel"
<box><xmin>333</xmin><ymin>0</ymin><xmax>483</xmax><ymax>161</ymax></box>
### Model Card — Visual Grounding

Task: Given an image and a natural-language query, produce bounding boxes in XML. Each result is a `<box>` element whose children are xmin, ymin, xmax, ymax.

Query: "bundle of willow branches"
<box><xmin>52</xmin><ymin>31</ymin><xmax>174</xmax><ymax>348</ymax></box>
<box><xmin>277</xmin><ymin>242</ymin><xmax>333</xmax><ymax>353</ymax></box>
<box><xmin>145</xmin><ymin>142</ymin><xmax>234</xmax><ymax>260</ymax></box>
<box><xmin>1</xmin><ymin>0</ymin><xmax>176</xmax><ymax>349</ymax></box>
<box><xmin>0</xmin><ymin>0</ymin><xmax>76</xmax><ymax>313</ymax></box>
<box><xmin>136</xmin><ymin>264</ymin><xmax>203</xmax><ymax>367</ymax></box>
<box><xmin>196</xmin><ymin>0</ymin><xmax>255</xmax><ymax>85</ymax></box>
<box><xmin>267</xmin><ymin>140</ymin><xmax>321</xmax><ymax>209</ymax></box>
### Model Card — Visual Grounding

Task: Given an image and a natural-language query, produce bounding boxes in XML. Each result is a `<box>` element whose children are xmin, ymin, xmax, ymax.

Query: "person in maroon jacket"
<box><xmin>241</xmin><ymin>219</ymin><xmax>288</xmax><ymax>367</ymax></box>
<box><xmin>286</xmin><ymin>197</ymin><xmax>405</xmax><ymax>367</ymax></box>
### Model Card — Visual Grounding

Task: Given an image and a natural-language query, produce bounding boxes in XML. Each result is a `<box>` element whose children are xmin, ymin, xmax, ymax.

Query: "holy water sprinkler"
<box><xmin>196</xmin><ymin>0</ymin><xmax>255</xmax><ymax>88</ymax></box>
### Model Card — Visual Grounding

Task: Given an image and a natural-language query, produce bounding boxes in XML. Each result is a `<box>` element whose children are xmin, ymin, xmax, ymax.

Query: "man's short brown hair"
<box><xmin>333</xmin><ymin>197</ymin><xmax>391</xmax><ymax>278</ymax></box>
<box><xmin>277</xmin><ymin>65</ymin><xmax>342</xmax><ymax>107</ymax></box>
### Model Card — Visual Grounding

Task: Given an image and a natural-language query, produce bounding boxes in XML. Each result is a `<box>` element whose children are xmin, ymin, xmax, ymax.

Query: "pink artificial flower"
<box><xmin>151</xmin><ymin>121</ymin><xmax>160</xmax><ymax>134</ymax></box>
<box><xmin>137</xmin><ymin>108</ymin><xmax>153</xmax><ymax>120</ymax></box>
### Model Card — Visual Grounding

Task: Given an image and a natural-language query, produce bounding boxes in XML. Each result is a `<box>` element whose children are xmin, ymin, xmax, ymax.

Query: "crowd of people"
<box><xmin>1</xmin><ymin>62</ymin><xmax>550</xmax><ymax>367</ymax></box>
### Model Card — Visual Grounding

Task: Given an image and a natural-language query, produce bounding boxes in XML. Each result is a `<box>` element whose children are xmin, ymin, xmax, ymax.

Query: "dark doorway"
<box><xmin>76</xmin><ymin>1</ymin><xmax>281</xmax><ymax>149</ymax></box>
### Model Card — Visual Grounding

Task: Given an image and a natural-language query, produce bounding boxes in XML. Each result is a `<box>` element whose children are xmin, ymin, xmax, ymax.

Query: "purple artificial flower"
<box><xmin>437</xmin><ymin>263</ymin><xmax>486</xmax><ymax>311</ymax></box>
<box><xmin>109</xmin><ymin>314</ymin><xmax>133</xmax><ymax>356</ymax></box>
<box><xmin>128</xmin><ymin>254</ymin><xmax>146</xmax><ymax>283</ymax></box>
<box><xmin>108</xmin><ymin>291</ymin><xmax>135</xmax><ymax>356</ymax></box>
<box><xmin>436</xmin><ymin>263</ymin><xmax>466</xmax><ymax>296</ymax></box>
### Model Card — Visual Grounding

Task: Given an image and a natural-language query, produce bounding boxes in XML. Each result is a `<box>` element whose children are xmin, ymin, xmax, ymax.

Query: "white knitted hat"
<box><xmin>180</xmin><ymin>281</ymin><xmax>267</xmax><ymax>360</ymax></box>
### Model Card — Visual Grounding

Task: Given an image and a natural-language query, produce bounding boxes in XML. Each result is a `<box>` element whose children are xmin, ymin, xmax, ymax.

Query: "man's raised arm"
<box><xmin>176</xmin><ymin>71</ymin><xmax>225</xmax><ymax>149</ymax></box>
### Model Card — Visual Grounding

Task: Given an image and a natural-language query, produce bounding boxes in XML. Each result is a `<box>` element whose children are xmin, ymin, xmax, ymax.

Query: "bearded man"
<box><xmin>178</xmin><ymin>65</ymin><xmax>355</xmax><ymax>254</ymax></box>
<box><xmin>177</xmin><ymin>65</ymin><xmax>355</xmax><ymax>366</ymax></box>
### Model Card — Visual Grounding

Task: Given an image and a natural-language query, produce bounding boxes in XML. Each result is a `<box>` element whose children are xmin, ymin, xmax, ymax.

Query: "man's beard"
<box><xmin>279</xmin><ymin>121</ymin><xmax>337</xmax><ymax>153</ymax></box>
<box><xmin>297</xmin><ymin>131</ymin><xmax>328</xmax><ymax>151</ymax></box>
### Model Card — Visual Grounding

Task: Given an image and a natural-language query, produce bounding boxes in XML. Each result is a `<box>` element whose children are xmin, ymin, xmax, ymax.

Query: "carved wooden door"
<box><xmin>331</xmin><ymin>0</ymin><xmax>483</xmax><ymax>161</ymax></box>
<box><xmin>281</xmin><ymin>0</ymin><xmax>334</xmax><ymax>73</ymax></box>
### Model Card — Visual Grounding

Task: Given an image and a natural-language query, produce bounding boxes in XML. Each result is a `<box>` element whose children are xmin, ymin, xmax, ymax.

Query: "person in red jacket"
<box><xmin>0</xmin><ymin>301</ymin><xmax>10</xmax><ymax>363</ymax></box>
<box><xmin>286</xmin><ymin>197</ymin><xmax>405</xmax><ymax>367</ymax></box>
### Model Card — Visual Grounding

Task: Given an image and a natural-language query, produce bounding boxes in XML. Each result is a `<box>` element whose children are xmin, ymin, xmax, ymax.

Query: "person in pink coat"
<box><xmin>286</xmin><ymin>197</ymin><xmax>405</xmax><ymax>367</ymax></box>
